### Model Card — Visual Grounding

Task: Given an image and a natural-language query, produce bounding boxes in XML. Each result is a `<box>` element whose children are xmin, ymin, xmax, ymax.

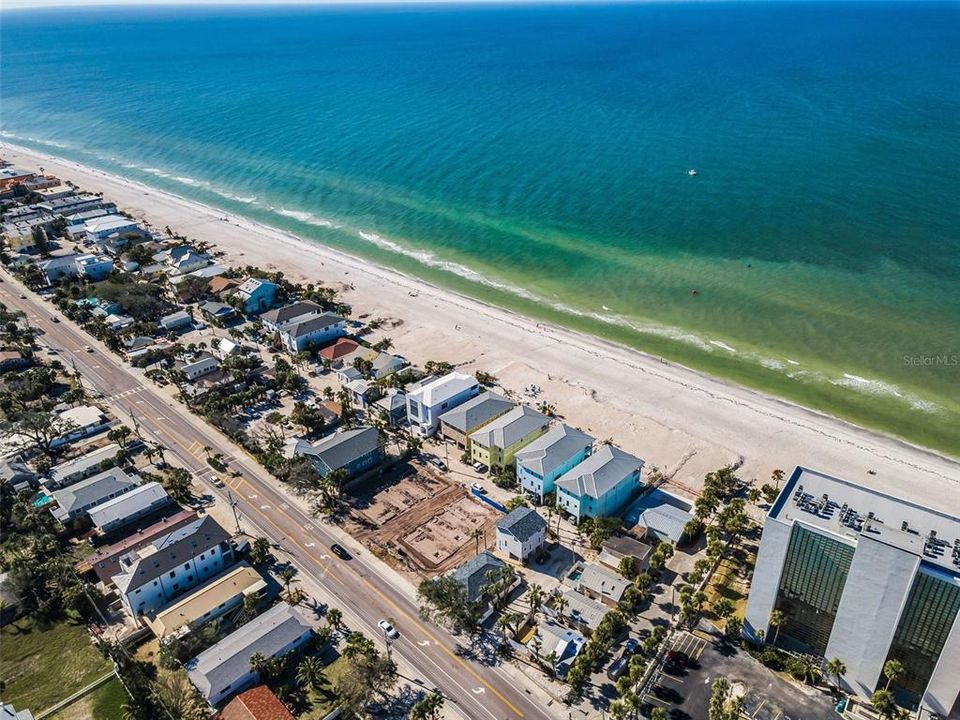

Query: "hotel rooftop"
<box><xmin>772</xmin><ymin>466</ymin><xmax>960</xmax><ymax>574</ymax></box>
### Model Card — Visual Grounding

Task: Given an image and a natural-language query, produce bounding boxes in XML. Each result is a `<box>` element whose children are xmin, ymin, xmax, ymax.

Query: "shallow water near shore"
<box><xmin>2</xmin><ymin>2</ymin><xmax>959</xmax><ymax>455</ymax></box>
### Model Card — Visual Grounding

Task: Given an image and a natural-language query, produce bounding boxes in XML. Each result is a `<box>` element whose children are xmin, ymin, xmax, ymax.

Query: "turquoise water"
<box><xmin>2</xmin><ymin>3</ymin><xmax>959</xmax><ymax>454</ymax></box>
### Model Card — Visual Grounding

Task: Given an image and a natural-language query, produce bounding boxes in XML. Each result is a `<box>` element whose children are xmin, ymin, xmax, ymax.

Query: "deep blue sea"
<box><xmin>2</xmin><ymin>2</ymin><xmax>959</xmax><ymax>452</ymax></box>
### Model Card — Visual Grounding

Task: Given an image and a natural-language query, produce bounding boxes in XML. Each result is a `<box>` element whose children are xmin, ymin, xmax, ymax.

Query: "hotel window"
<box><xmin>884</xmin><ymin>567</ymin><xmax>960</xmax><ymax>699</ymax></box>
<box><xmin>774</xmin><ymin>524</ymin><xmax>854</xmax><ymax>655</ymax></box>
<box><xmin>169</xmin><ymin>571</ymin><xmax>176</xmax><ymax>579</ymax></box>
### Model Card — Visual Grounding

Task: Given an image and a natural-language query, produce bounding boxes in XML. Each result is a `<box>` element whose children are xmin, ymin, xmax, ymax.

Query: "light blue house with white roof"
<box><xmin>555</xmin><ymin>445</ymin><xmax>644</xmax><ymax>522</ymax></box>
<box><xmin>515</xmin><ymin>424</ymin><xmax>594</xmax><ymax>503</ymax></box>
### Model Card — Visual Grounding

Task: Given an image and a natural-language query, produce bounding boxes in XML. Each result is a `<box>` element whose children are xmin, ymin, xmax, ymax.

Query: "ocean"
<box><xmin>2</xmin><ymin>2</ymin><xmax>959</xmax><ymax>455</ymax></box>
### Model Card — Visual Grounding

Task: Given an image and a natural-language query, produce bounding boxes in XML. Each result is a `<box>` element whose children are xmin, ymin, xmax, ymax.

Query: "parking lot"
<box><xmin>640</xmin><ymin>629</ymin><xmax>838</xmax><ymax>720</ymax></box>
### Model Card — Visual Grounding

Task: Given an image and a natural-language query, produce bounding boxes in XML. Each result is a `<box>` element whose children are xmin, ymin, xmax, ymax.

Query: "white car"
<box><xmin>471</xmin><ymin>482</ymin><xmax>487</xmax><ymax>494</ymax></box>
<box><xmin>378</xmin><ymin>619</ymin><xmax>399</xmax><ymax>639</ymax></box>
<box><xmin>473</xmin><ymin>461</ymin><xmax>487</xmax><ymax>473</ymax></box>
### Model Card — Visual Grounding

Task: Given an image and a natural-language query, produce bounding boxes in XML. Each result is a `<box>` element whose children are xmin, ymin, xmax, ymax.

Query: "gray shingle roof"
<box><xmin>51</xmin><ymin>467</ymin><xmax>137</xmax><ymax>515</ymax></box>
<box><xmin>469</xmin><ymin>406</ymin><xmax>549</xmax><ymax>450</ymax></box>
<box><xmin>439</xmin><ymin>392</ymin><xmax>514</xmax><ymax>434</ymax></box>
<box><xmin>281</xmin><ymin>312</ymin><xmax>344</xmax><ymax>339</ymax></box>
<box><xmin>186</xmin><ymin>602</ymin><xmax>312</xmax><ymax>701</ymax></box>
<box><xmin>555</xmin><ymin>445</ymin><xmax>642</xmax><ymax>500</ymax></box>
<box><xmin>301</xmin><ymin>426</ymin><xmax>380</xmax><ymax>472</ymax></box>
<box><xmin>449</xmin><ymin>551</ymin><xmax>507</xmax><ymax>603</ymax></box>
<box><xmin>496</xmin><ymin>507</ymin><xmax>547</xmax><ymax>543</ymax></box>
<box><xmin>576</xmin><ymin>563</ymin><xmax>630</xmax><ymax>602</ymax></box>
<box><xmin>514</xmin><ymin>424</ymin><xmax>594</xmax><ymax>477</ymax></box>
<box><xmin>113</xmin><ymin>515</ymin><xmax>231</xmax><ymax>593</ymax></box>
<box><xmin>261</xmin><ymin>301</ymin><xmax>323</xmax><ymax>326</ymax></box>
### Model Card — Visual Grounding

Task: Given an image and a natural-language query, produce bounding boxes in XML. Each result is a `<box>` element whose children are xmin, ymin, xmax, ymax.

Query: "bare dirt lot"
<box><xmin>347</xmin><ymin>461</ymin><xmax>499</xmax><ymax>576</ymax></box>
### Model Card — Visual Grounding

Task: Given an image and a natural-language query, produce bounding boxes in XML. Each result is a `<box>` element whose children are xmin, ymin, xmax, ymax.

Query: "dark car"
<box><xmin>665</xmin><ymin>649</ymin><xmax>689</xmax><ymax>667</ymax></box>
<box><xmin>621</xmin><ymin>638</ymin><xmax>640</xmax><ymax>658</ymax></box>
<box><xmin>330</xmin><ymin>543</ymin><xmax>351</xmax><ymax>560</ymax></box>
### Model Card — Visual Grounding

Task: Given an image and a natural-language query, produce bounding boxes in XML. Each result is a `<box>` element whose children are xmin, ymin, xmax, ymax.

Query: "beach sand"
<box><xmin>5</xmin><ymin>144</ymin><xmax>958</xmax><ymax>509</ymax></box>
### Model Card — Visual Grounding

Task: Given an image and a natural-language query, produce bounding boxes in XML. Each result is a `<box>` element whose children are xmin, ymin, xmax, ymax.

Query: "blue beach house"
<box><xmin>515</xmin><ymin>424</ymin><xmax>594</xmax><ymax>503</ymax></box>
<box><xmin>295</xmin><ymin>426</ymin><xmax>384</xmax><ymax>479</ymax></box>
<box><xmin>233</xmin><ymin>277</ymin><xmax>278</xmax><ymax>315</ymax></box>
<box><xmin>555</xmin><ymin>445</ymin><xmax>644</xmax><ymax>523</ymax></box>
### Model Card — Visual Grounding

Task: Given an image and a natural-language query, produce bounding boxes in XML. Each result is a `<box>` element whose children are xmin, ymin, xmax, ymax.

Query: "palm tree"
<box><xmin>882</xmin><ymin>658</ymin><xmax>904</xmax><ymax>691</ymax></box>
<box><xmin>249</xmin><ymin>651</ymin><xmax>270</xmax><ymax>677</ymax></box>
<box><xmin>296</xmin><ymin>656</ymin><xmax>327</xmax><ymax>690</ymax></box>
<box><xmin>871</xmin><ymin>689</ymin><xmax>899</xmax><ymax>720</ymax></box>
<box><xmin>772</xmin><ymin>468</ymin><xmax>785</xmax><ymax>489</ymax></box>
<box><xmin>495</xmin><ymin>613</ymin><xmax>512</xmax><ymax>646</ymax></box>
<box><xmin>326</xmin><ymin>607</ymin><xmax>343</xmax><ymax>631</ymax></box>
<box><xmin>650</xmin><ymin>708</ymin><xmax>668</xmax><ymax>720</ymax></box>
<box><xmin>472</xmin><ymin>527</ymin><xmax>485</xmax><ymax>555</ymax></box>
<box><xmin>768</xmin><ymin>609</ymin><xmax>784</xmax><ymax>646</ymax></box>
<box><xmin>280</xmin><ymin>566</ymin><xmax>299</xmax><ymax>598</ymax></box>
<box><xmin>553</xmin><ymin>594</ymin><xmax>568</xmax><ymax>622</ymax></box>
<box><xmin>527</xmin><ymin>583</ymin><xmax>544</xmax><ymax>616</ymax></box>
<box><xmin>825</xmin><ymin>657</ymin><xmax>847</xmax><ymax>696</ymax></box>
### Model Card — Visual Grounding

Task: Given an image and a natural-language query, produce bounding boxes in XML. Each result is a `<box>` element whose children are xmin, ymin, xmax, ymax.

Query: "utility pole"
<box><xmin>227</xmin><ymin>489</ymin><xmax>242</xmax><ymax>535</ymax></box>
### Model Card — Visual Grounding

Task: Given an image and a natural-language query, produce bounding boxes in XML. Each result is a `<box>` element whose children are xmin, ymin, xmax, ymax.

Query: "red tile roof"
<box><xmin>217</xmin><ymin>685</ymin><xmax>294</xmax><ymax>720</ymax></box>
<box><xmin>319</xmin><ymin>338</ymin><xmax>359</xmax><ymax>361</ymax></box>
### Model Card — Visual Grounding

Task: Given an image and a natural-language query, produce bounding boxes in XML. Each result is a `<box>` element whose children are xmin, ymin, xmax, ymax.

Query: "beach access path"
<box><xmin>5</xmin><ymin>144</ymin><xmax>958</xmax><ymax>511</ymax></box>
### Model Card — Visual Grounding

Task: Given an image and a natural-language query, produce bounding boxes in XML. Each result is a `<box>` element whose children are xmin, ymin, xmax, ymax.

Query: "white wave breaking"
<box><xmin>276</xmin><ymin>208</ymin><xmax>339</xmax><ymax>228</ymax></box>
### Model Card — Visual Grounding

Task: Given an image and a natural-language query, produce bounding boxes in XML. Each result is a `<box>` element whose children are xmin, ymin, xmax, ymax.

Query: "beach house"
<box><xmin>405</xmin><ymin>373</ymin><xmax>479</xmax><ymax>437</ymax></box>
<box><xmin>112</xmin><ymin>515</ymin><xmax>235</xmax><ymax>618</ymax></box>
<box><xmin>438</xmin><ymin>391</ymin><xmax>514</xmax><ymax>450</ymax></box>
<box><xmin>83</xmin><ymin>216</ymin><xmax>140</xmax><ymax>244</ymax></box>
<box><xmin>233</xmin><ymin>278</ymin><xmax>278</xmax><ymax>314</ymax></box>
<box><xmin>515</xmin><ymin>424</ymin><xmax>594</xmax><ymax>502</ymax></box>
<box><xmin>555</xmin><ymin>445</ymin><xmax>643</xmax><ymax>522</ymax></box>
<box><xmin>75</xmin><ymin>254</ymin><xmax>115</xmax><ymax>281</ymax></box>
<box><xmin>294</xmin><ymin>426</ymin><xmax>384</xmax><ymax>479</ymax></box>
<box><xmin>469</xmin><ymin>405</ymin><xmax>550</xmax><ymax>470</ymax></box>
<box><xmin>50</xmin><ymin>467</ymin><xmax>139</xmax><ymax>524</ymax></box>
<box><xmin>277</xmin><ymin>312</ymin><xmax>346</xmax><ymax>353</ymax></box>
<box><xmin>260</xmin><ymin>301</ymin><xmax>324</xmax><ymax>333</ymax></box>
<box><xmin>495</xmin><ymin>506</ymin><xmax>547</xmax><ymax>563</ymax></box>
<box><xmin>186</xmin><ymin>602</ymin><xmax>313</xmax><ymax>706</ymax></box>
<box><xmin>87</xmin><ymin>481</ymin><xmax>172</xmax><ymax>535</ymax></box>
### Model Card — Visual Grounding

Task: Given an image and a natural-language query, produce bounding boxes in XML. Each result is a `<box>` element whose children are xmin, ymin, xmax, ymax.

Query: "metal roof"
<box><xmin>439</xmin><ymin>392</ymin><xmax>514</xmax><ymax>434</ymax></box>
<box><xmin>51</xmin><ymin>467</ymin><xmax>138</xmax><ymax>515</ymax></box>
<box><xmin>555</xmin><ymin>445</ymin><xmax>642</xmax><ymax>500</ymax></box>
<box><xmin>87</xmin><ymin>481</ymin><xmax>170</xmax><ymax>531</ymax></box>
<box><xmin>186</xmin><ymin>603</ymin><xmax>312</xmax><ymax>701</ymax></box>
<box><xmin>469</xmin><ymin>405</ymin><xmax>549</xmax><ymax>450</ymax></box>
<box><xmin>515</xmin><ymin>424</ymin><xmax>594</xmax><ymax>477</ymax></box>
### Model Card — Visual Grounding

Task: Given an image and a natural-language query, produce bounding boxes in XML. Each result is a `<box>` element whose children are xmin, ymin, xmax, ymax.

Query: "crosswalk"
<box><xmin>105</xmin><ymin>385</ymin><xmax>145</xmax><ymax>402</ymax></box>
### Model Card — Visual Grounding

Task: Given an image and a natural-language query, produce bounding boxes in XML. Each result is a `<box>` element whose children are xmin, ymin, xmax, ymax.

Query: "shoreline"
<box><xmin>4</xmin><ymin>142</ymin><xmax>958</xmax><ymax>509</ymax></box>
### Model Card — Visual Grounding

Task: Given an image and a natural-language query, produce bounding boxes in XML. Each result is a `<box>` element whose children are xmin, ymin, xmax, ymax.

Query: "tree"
<box><xmin>417</xmin><ymin>576</ymin><xmax>483</xmax><ymax>634</ymax></box>
<box><xmin>771</xmin><ymin>468</ymin><xmax>785</xmax><ymax>489</ymax></box>
<box><xmin>713</xmin><ymin>597</ymin><xmax>736</xmax><ymax>619</ymax></box>
<box><xmin>250</xmin><ymin>537</ymin><xmax>271</xmax><ymax>566</ymax></box>
<box><xmin>825</xmin><ymin>657</ymin><xmax>847</xmax><ymax>696</ymax></box>
<box><xmin>768</xmin><ymin>609</ymin><xmax>784</xmax><ymax>645</ymax></box>
<box><xmin>882</xmin><ymin>658</ymin><xmax>904</xmax><ymax>691</ymax></box>
<box><xmin>527</xmin><ymin>583</ymin><xmax>544</xmax><ymax>616</ymax></box>
<box><xmin>410</xmin><ymin>691</ymin><xmax>444</xmax><ymax>720</ymax></box>
<box><xmin>239</xmin><ymin>592</ymin><xmax>261</xmax><ymax>623</ymax></box>
<box><xmin>296</xmin><ymin>656</ymin><xmax>327</xmax><ymax>691</ymax></box>
<box><xmin>618</xmin><ymin>555</ymin><xmax>639</xmax><ymax>580</ymax></box>
<box><xmin>650</xmin><ymin>708</ymin><xmax>668</xmax><ymax>720</ymax></box>
<box><xmin>280</xmin><ymin>566</ymin><xmax>299</xmax><ymax>599</ymax></box>
<box><xmin>149</xmin><ymin>671</ymin><xmax>207</xmax><ymax>720</ymax></box>
<box><xmin>326</xmin><ymin>607</ymin><xmax>343</xmax><ymax>631</ymax></box>
<box><xmin>723</xmin><ymin>615</ymin><xmax>743</xmax><ymax>640</ymax></box>
<box><xmin>871</xmin><ymin>689</ymin><xmax>899</xmax><ymax>720</ymax></box>
<box><xmin>505</xmin><ymin>495</ymin><xmax>528</xmax><ymax>512</ymax></box>
<box><xmin>162</xmin><ymin>467</ymin><xmax>194</xmax><ymax>504</ymax></box>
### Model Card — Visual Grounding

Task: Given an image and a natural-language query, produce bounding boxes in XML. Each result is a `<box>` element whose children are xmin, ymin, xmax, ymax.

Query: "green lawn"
<box><xmin>289</xmin><ymin>654</ymin><xmax>351</xmax><ymax>719</ymax></box>
<box><xmin>46</xmin><ymin>677</ymin><xmax>128</xmax><ymax>720</ymax></box>
<box><xmin>0</xmin><ymin>613</ymin><xmax>112</xmax><ymax>714</ymax></box>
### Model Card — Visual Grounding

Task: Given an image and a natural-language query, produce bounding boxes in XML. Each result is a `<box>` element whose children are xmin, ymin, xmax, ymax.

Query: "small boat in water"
<box><xmin>688</xmin><ymin>168</ymin><xmax>698</xmax><ymax>176</ymax></box>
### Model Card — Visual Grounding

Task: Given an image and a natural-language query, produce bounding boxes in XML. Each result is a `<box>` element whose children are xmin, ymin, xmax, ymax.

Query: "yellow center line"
<box><xmin>226</xmin><ymin>472</ymin><xmax>524</xmax><ymax>718</ymax></box>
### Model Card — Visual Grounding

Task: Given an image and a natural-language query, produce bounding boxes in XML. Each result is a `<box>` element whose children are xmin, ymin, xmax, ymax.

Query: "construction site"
<box><xmin>346</xmin><ymin>460</ymin><xmax>499</xmax><ymax>577</ymax></box>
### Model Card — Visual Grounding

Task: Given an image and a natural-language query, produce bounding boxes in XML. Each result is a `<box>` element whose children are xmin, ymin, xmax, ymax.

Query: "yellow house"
<box><xmin>470</xmin><ymin>406</ymin><xmax>550</xmax><ymax>470</ymax></box>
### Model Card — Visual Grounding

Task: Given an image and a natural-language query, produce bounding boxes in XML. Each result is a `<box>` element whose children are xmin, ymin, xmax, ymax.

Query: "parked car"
<box><xmin>211</xmin><ymin>476</ymin><xmax>225</xmax><ymax>488</ymax></box>
<box><xmin>378</xmin><ymin>619</ymin><xmax>399</xmax><ymax>639</ymax></box>
<box><xmin>330</xmin><ymin>543</ymin><xmax>351</xmax><ymax>560</ymax></box>
<box><xmin>429</xmin><ymin>457</ymin><xmax>447</xmax><ymax>470</ymax></box>
<box><xmin>470</xmin><ymin>482</ymin><xmax>486</xmax><ymax>494</ymax></box>
<box><xmin>84</xmin><ymin>345</ymin><xmax>93</xmax><ymax>353</ymax></box>
<box><xmin>606</xmin><ymin>656</ymin><xmax>628</xmax><ymax>680</ymax></box>
<box><xmin>621</xmin><ymin>638</ymin><xmax>640</xmax><ymax>659</ymax></box>
<box><xmin>50</xmin><ymin>315</ymin><xmax>59</xmax><ymax>323</ymax></box>
<box><xmin>472</xmin><ymin>461</ymin><xmax>487</xmax><ymax>473</ymax></box>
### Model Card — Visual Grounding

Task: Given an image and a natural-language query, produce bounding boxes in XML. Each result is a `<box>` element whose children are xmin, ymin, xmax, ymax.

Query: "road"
<box><xmin>0</xmin><ymin>273</ymin><xmax>557</xmax><ymax>720</ymax></box>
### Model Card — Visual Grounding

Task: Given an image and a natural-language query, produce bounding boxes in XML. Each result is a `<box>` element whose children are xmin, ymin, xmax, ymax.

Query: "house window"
<box><xmin>173</xmin><ymin>583</ymin><xmax>180</xmax><ymax>591</ymax></box>
<box><xmin>183</xmin><ymin>563</ymin><xmax>190</xmax><ymax>570</ymax></box>
<box><xmin>169</xmin><ymin>571</ymin><xmax>176</xmax><ymax>578</ymax></box>
<box><xmin>135</xmin><ymin>588</ymin><xmax>141</xmax><ymax>594</ymax></box>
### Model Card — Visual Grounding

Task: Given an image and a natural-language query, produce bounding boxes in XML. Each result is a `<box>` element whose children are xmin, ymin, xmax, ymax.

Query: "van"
<box><xmin>606</xmin><ymin>656</ymin><xmax>627</xmax><ymax>681</ymax></box>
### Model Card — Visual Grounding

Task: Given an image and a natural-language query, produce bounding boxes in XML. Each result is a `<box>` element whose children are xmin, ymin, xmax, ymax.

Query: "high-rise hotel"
<box><xmin>744</xmin><ymin>467</ymin><xmax>960</xmax><ymax>716</ymax></box>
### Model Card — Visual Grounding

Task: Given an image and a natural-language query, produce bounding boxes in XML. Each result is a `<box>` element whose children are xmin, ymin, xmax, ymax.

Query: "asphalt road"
<box><xmin>0</xmin><ymin>273</ymin><xmax>555</xmax><ymax>720</ymax></box>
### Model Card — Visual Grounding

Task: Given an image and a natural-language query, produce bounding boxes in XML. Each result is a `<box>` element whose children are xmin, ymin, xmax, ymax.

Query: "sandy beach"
<box><xmin>4</xmin><ymin>143</ymin><xmax>958</xmax><ymax>509</ymax></box>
